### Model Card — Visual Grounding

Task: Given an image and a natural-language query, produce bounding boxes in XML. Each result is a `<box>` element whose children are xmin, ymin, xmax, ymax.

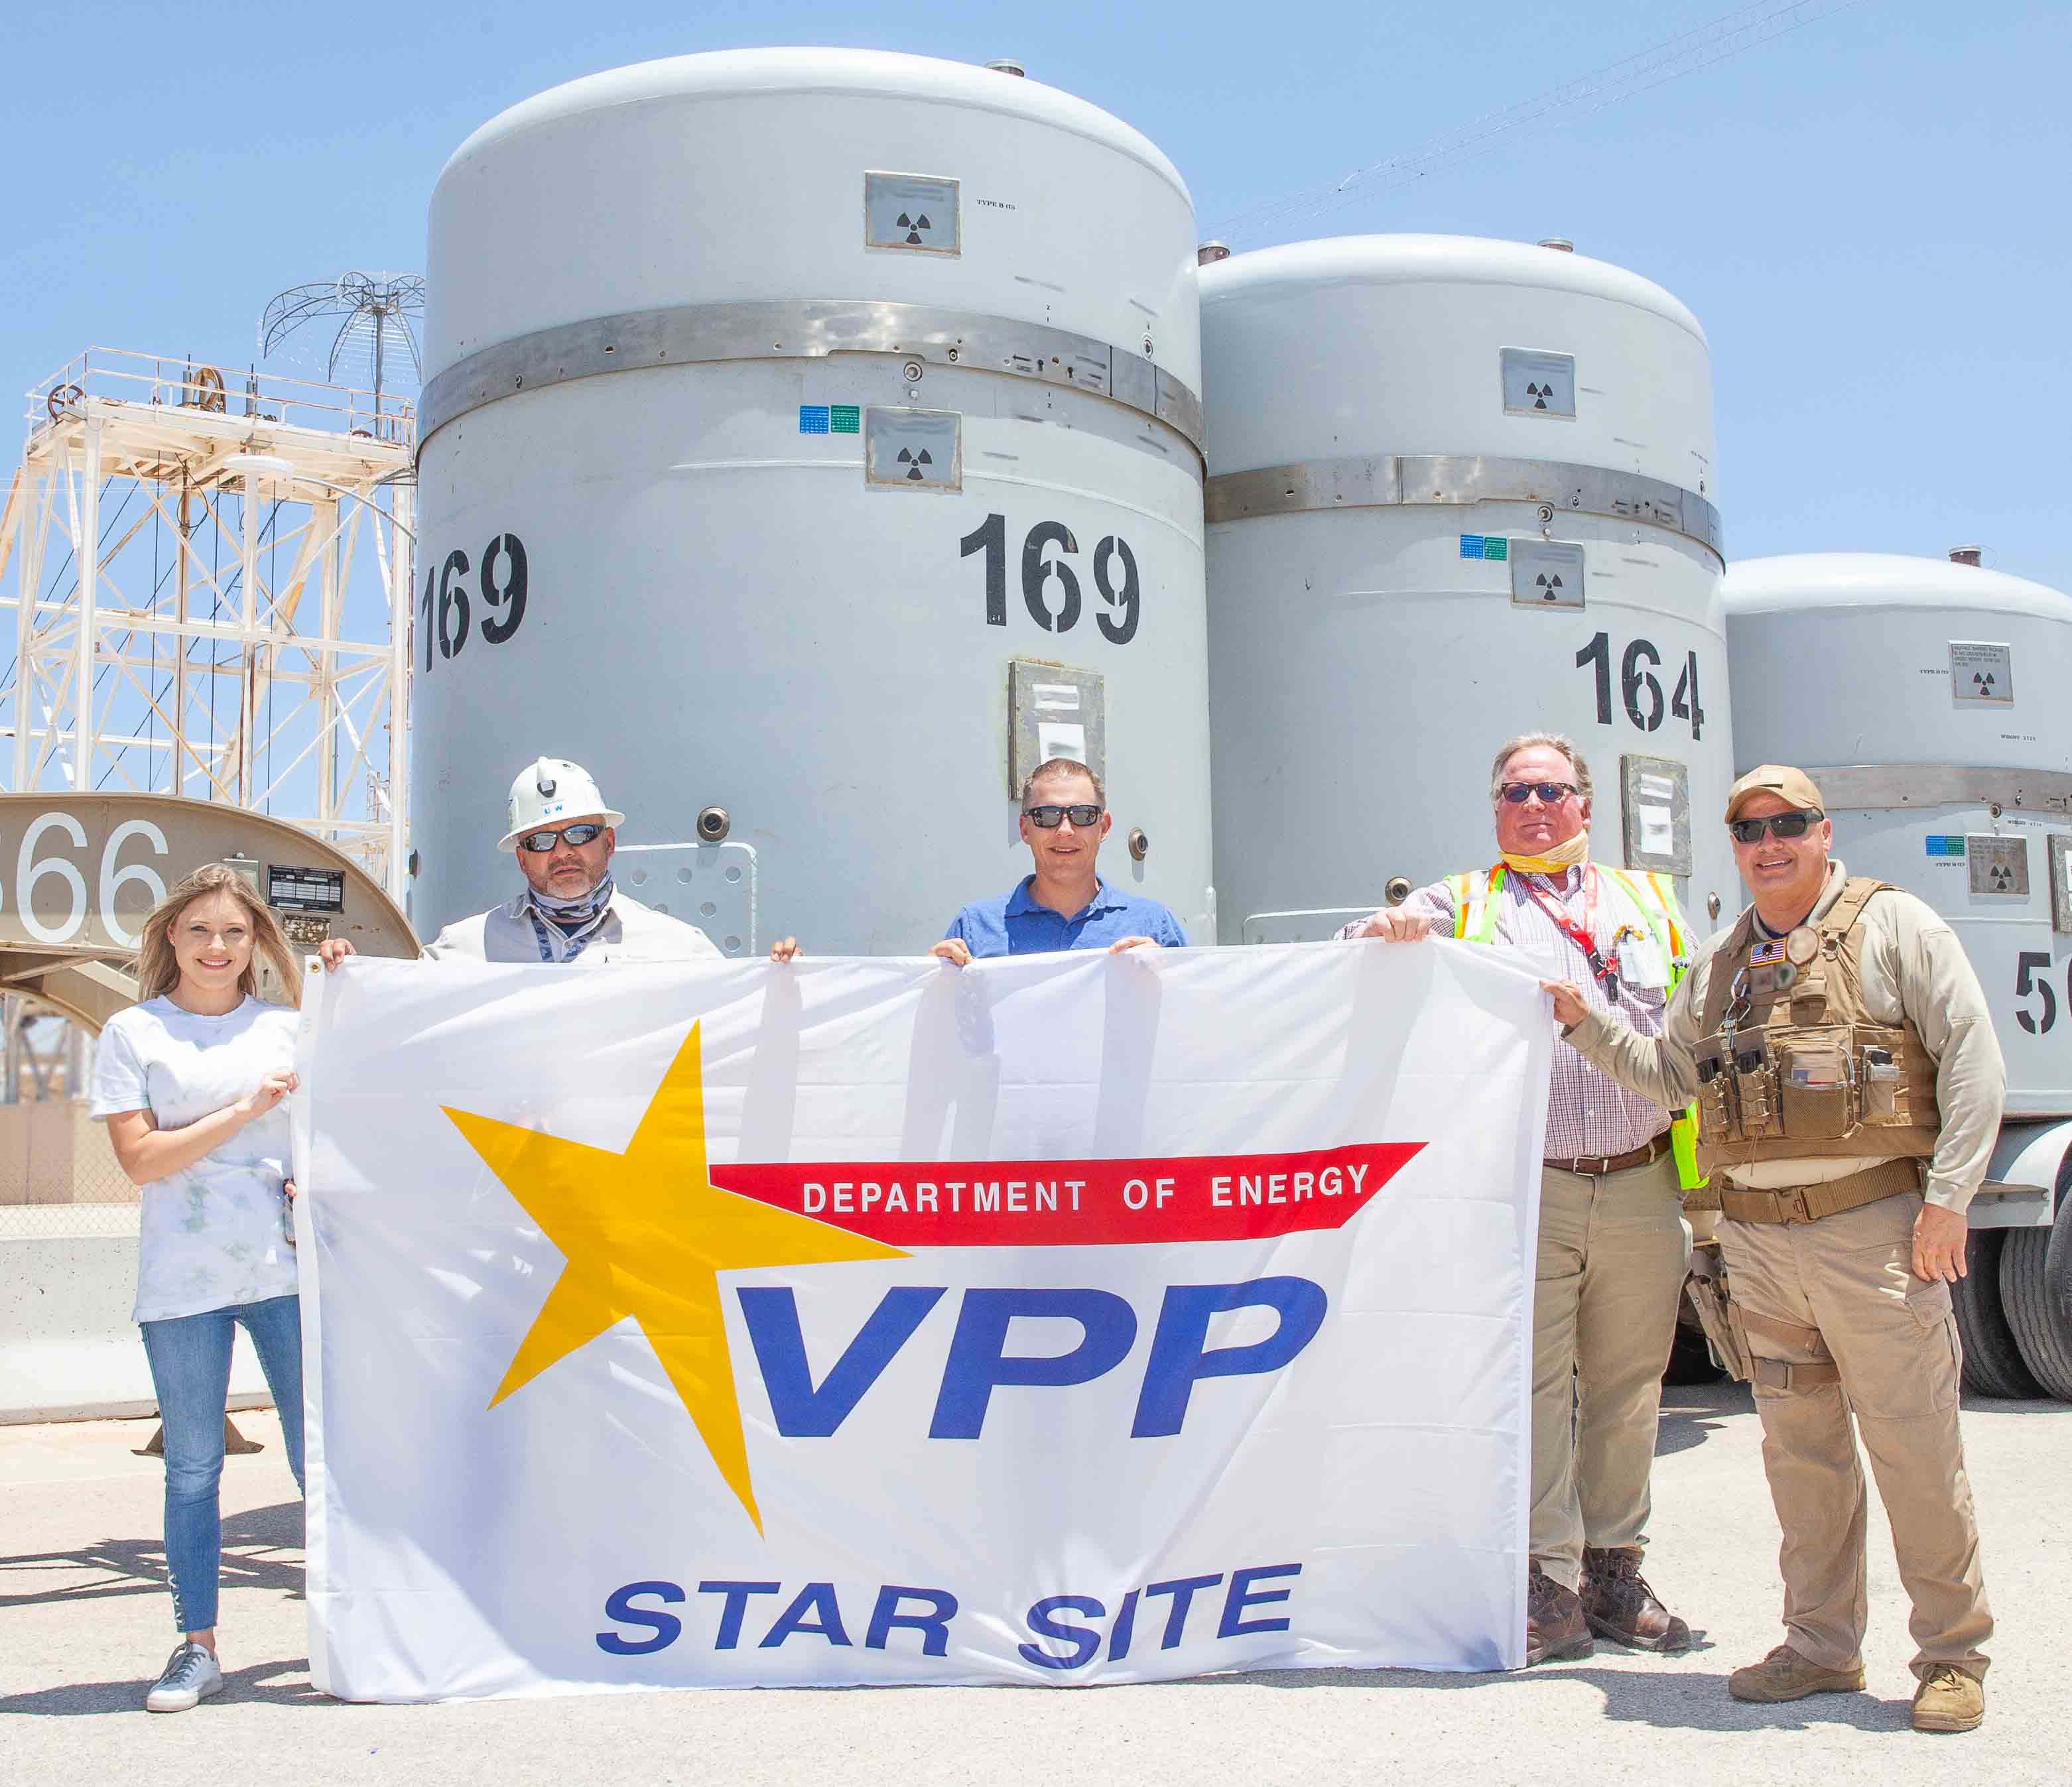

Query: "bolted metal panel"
<box><xmin>1621</xmin><ymin>755</ymin><xmax>1692</xmax><ymax>878</ymax></box>
<box><xmin>417</xmin><ymin>299</ymin><xmax>1204</xmax><ymax>458</ymax></box>
<box><xmin>1203</xmin><ymin>454</ymin><xmax>1721</xmax><ymax>559</ymax></box>
<box><xmin>1242</xmin><ymin>908</ymin><xmax>1373</xmax><ymax>944</ymax></box>
<box><xmin>1797</xmin><ymin>764</ymin><xmax>2072</xmax><ymax>815</ymax></box>
<box><xmin>1008</xmin><ymin>660</ymin><xmax>1105</xmax><ymax>796</ymax></box>
<box><xmin>2050</xmin><ymin>833</ymin><xmax>2072</xmax><ymax>935</ymax></box>
<box><xmin>614</xmin><ymin>842</ymin><xmax>757</xmax><ymax>955</ymax></box>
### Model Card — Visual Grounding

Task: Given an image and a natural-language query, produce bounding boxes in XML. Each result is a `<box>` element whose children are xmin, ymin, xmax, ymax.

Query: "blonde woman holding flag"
<box><xmin>92</xmin><ymin>864</ymin><xmax>338</xmax><ymax>1712</ymax></box>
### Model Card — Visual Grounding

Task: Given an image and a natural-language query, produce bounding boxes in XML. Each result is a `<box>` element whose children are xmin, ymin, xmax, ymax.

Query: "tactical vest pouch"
<box><xmin>1729</xmin><ymin>1030</ymin><xmax>1785</xmax><ymax>1142</ymax></box>
<box><xmin>1853</xmin><ymin>1024</ymin><xmax>1935</xmax><ymax>1129</ymax></box>
<box><xmin>1777</xmin><ymin>1024</ymin><xmax>1854</xmax><ymax>1139</ymax></box>
<box><xmin>1862</xmin><ymin>1050</ymin><xmax>1901</xmax><ymax>1119</ymax></box>
<box><xmin>1693</xmin><ymin>1035</ymin><xmax>1739</xmax><ymax>1142</ymax></box>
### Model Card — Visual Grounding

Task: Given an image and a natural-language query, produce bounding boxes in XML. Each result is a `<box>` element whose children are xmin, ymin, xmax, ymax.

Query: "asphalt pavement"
<box><xmin>2</xmin><ymin>1383</ymin><xmax>2065</xmax><ymax>1786</ymax></box>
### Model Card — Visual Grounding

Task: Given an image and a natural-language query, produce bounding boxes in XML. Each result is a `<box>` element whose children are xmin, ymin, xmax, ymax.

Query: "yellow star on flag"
<box><xmin>443</xmin><ymin>1020</ymin><xmax>906</xmax><ymax>1532</ymax></box>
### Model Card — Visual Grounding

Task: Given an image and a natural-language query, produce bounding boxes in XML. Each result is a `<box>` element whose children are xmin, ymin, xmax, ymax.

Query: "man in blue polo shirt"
<box><xmin>932</xmin><ymin>758</ymin><xmax>1188</xmax><ymax>961</ymax></box>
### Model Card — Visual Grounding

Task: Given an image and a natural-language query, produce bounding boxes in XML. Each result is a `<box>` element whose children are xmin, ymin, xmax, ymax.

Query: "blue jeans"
<box><xmin>139</xmin><ymin>1294</ymin><xmax>305</xmax><ymax>1633</ymax></box>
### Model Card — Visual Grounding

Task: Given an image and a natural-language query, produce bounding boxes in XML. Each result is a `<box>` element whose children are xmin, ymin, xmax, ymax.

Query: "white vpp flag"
<box><xmin>292</xmin><ymin>939</ymin><xmax>1551</xmax><ymax>1701</ymax></box>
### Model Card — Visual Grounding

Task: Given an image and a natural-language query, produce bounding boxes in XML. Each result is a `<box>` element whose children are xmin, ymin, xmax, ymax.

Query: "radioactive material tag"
<box><xmin>1510</xmin><ymin>538</ymin><xmax>1585</xmax><ymax>608</ymax></box>
<box><xmin>1967</xmin><ymin>834</ymin><xmax>2030</xmax><ymax>898</ymax></box>
<box><xmin>864</xmin><ymin>172</ymin><xmax>960</xmax><ymax>254</ymax></box>
<box><xmin>1500</xmin><ymin>347</ymin><xmax>1577</xmax><ymax>418</ymax></box>
<box><xmin>1949</xmin><ymin>641</ymin><xmax>2014</xmax><ymax>706</ymax></box>
<box><xmin>864</xmin><ymin>408</ymin><xmax>962</xmax><ymax>492</ymax></box>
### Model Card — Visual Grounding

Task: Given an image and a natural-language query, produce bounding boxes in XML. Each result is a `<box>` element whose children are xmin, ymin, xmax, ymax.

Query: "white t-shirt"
<box><xmin>90</xmin><ymin>995</ymin><xmax>300</xmax><ymax>1324</ymax></box>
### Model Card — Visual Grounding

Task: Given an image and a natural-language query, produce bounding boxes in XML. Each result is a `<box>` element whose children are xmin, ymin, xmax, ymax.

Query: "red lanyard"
<box><xmin>1516</xmin><ymin>868</ymin><xmax>1617</xmax><ymax>988</ymax></box>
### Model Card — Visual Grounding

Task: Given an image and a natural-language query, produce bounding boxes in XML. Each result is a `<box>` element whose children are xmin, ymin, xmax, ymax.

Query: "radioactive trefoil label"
<box><xmin>1510</xmin><ymin>538</ymin><xmax>1585</xmax><ymax>608</ymax></box>
<box><xmin>864</xmin><ymin>408</ymin><xmax>962</xmax><ymax>492</ymax></box>
<box><xmin>1500</xmin><ymin>347</ymin><xmax>1577</xmax><ymax>418</ymax></box>
<box><xmin>1949</xmin><ymin>641</ymin><xmax>2014</xmax><ymax>706</ymax></box>
<box><xmin>1966</xmin><ymin>835</ymin><xmax>2029</xmax><ymax>898</ymax></box>
<box><xmin>864</xmin><ymin>172</ymin><xmax>960</xmax><ymax>255</ymax></box>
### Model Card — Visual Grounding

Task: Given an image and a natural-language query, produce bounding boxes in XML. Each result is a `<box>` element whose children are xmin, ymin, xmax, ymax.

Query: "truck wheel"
<box><xmin>1951</xmin><ymin>1229</ymin><xmax>2041</xmax><ymax>1399</ymax></box>
<box><xmin>2000</xmin><ymin>1161</ymin><xmax>2072</xmax><ymax>1401</ymax></box>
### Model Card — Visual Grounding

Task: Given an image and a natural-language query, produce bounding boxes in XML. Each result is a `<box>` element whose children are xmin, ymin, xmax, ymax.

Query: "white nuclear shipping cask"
<box><xmin>1198</xmin><ymin>235</ymin><xmax>1735</xmax><ymax>939</ymax></box>
<box><xmin>1723</xmin><ymin>552</ymin><xmax>2072</xmax><ymax>1123</ymax></box>
<box><xmin>414</xmin><ymin>49</ymin><xmax>1211</xmax><ymax>952</ymax></box>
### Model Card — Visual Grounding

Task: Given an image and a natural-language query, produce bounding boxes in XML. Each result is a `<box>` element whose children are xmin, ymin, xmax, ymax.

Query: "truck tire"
<box><xmin>1951</xmin><ymin>1229</ymin><xmax>2042</xmax><ymax>1400</ymax></box>
<box><xmin>2000</xmin><ymin>1165</ymin><xmax>2072</xmax><ymax>1402</ymax></box>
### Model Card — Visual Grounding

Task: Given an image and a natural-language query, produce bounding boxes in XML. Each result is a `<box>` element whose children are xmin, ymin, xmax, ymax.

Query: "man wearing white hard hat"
<box><xmin>418</xmin><ymin>758</ymin><xmax>793</xmax><ymax>963</ymax></box>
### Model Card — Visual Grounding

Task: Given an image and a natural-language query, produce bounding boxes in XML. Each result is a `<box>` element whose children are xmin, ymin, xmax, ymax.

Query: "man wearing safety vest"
<box><xmin>1342</xmin><ymin>731</ymin><xmax>1700</xmax><ymax>1666</ymax></box>
<box><xmin>1546</xmin><ymin>766</ymin><xmax>2000</xmax><ymax>1734</ymax></box>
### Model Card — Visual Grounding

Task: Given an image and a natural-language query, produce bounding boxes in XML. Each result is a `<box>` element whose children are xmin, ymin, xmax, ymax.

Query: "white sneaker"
<box><xmin>145</xmin><ymin>1640</ymin><xmax>222</xmax><ymax>1712</ymax></box>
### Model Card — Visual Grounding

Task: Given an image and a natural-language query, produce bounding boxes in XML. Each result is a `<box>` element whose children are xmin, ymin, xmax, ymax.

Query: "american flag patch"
<box><xmin>1750</xmin><ymin>938</ymin><xmax>1787</xmax><ymax>966</ymax></box>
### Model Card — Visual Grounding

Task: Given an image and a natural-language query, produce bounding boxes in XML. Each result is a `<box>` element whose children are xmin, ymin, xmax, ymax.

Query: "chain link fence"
<box><xmin>2</xmin><ymin>1015</ymin><xmax>141</xmax><ymax>1238</ymax></box>
<box><xmin>0</xmin><ymin>1095</ymin><xmax>140</xmax><ymax>1239</ymax></box>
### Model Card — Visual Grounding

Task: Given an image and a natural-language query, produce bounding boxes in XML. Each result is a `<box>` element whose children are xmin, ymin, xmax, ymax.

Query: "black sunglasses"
<box><xmin>1024</xmin><ymin>804</ymin><xmax>1104</xmax><ymax>829</ymax></box>
<box><xmin>1729</xmin><ymin>809</ymin><xmax>1823</xmax><ymax>845</ymax></box>
<box><xmin>1499</xmin><ymin>781</ymin><xmax>1580</xmax><ymax>805</ymax></box>
<box><xmin>517</xmin><ymin>822</ymin><xmax>606</xmax><ymax>853</ymax></box>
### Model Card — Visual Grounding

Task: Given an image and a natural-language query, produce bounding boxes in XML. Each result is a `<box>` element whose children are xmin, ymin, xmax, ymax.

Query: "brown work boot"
<box><xmin>1911</xmin><ymin>1665</ymin><xmax>1984</xmax><ymax>1733</ymax></box>
<box><xmin>1728</xmin><ymin>1644</ymin><xmax>1866</xmax><ymax>1703</ymax></box>
<box><xmin>1579</xmin><ymin>1546</ymin><xmax>1691</xmax><ymax>1653</ymax></box>
<box><xmin>1525</xmin><ymin>1562</ymin><xmax>1593</xmax><ymax>1666</ymax></box>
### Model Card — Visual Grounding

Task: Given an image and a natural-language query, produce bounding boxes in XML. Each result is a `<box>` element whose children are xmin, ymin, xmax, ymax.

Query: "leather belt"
<box><xmin>1547</xmin><ymin>1133</ymin><xmax>1672</xmax><ymax>1178</ymax></box>
<box><xmin>1717</xmin><ymin>1157</ymin><xmax>1923</xmax><ymax>1225</ymax></box>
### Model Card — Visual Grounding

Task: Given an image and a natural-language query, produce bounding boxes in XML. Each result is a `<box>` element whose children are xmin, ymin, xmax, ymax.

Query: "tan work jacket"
<box><xmin>1566</xmin><ymin>861</ymin><xmax>2006</xmax><ymax>1213</ymax></box>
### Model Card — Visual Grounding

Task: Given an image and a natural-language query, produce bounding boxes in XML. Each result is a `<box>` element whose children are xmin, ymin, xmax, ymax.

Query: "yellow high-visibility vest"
<box><xmin>1442</xmin><ymin>862</ymin><xmax>1705</xmax><ymax>1193</ymax></box>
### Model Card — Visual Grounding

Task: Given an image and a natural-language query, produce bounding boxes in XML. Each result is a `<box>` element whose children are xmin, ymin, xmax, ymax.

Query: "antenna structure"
<box><xmin>261</xmin><ymin>273</ymin><xmax>426</xmax><ymax>415</ymax></box>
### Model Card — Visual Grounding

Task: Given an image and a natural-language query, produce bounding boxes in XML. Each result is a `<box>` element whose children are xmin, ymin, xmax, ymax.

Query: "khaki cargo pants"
<box><xmin>1720</xmin><ymin>1189</ymin><xmax>1992</xmax><ymax>1679</ymax></box>
<box><xmin>1532</xmin><ymin>1151</ymin><xmax>1692</xmax><ymax>1589</ymax></box>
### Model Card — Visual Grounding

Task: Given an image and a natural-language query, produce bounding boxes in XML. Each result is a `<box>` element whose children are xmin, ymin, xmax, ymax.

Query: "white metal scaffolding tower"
<box><xmin>0</xmin><ymin>349</ymin><xmax>415</xmax><ymax>895</ymax></box>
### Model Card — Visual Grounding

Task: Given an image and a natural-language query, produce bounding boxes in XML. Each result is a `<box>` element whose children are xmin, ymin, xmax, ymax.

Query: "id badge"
<box><xmin>1616</xmin><ymin>934</ymin><xmax>1671</xmax><ymax>991</ymax></box>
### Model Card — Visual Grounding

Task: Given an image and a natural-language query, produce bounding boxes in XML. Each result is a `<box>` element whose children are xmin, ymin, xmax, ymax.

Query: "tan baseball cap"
<box><xmin>1724</xmin><ymin>764</ymin><xmax>1825</xmax><ymax>824</ymax></box>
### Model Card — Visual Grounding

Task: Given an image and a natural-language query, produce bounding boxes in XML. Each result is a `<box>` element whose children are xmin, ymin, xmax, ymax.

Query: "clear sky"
<box><xmin>2</xmin><ymin>0</ymin><xmax>2066</xmax><ymax>587</ymax></box>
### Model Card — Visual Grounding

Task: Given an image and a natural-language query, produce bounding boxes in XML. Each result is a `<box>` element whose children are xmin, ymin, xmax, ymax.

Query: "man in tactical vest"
<box><xmin>1342</xmin><ymin>732</ymin><xmax>1701</xmax><ymax>1665</ymax></box>
<box><xmin>1546</xmin><ymin>765</ymin><xmax>2001</xmax><ymax>1733</ymax></box>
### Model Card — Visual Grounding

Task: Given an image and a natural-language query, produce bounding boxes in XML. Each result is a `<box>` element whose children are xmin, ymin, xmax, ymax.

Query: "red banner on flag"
<box><xmin>710</xmin><ymin>1142</ymin><xmax>1425</xmax><ymax>1247</ymax></box>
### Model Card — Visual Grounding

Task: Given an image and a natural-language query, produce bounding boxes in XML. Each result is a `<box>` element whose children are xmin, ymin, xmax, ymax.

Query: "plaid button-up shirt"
<box><xmin>1342</xmin><ymin>865</ymin><xmax>1676</xmax><ymax>1162</ymax></box>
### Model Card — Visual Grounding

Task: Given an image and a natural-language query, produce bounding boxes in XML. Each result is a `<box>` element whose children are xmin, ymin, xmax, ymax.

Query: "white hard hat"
<box><xmin>496</xmin><ymin>757</ymin><xmax>627</xmax><ymax>852</ymax></box>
